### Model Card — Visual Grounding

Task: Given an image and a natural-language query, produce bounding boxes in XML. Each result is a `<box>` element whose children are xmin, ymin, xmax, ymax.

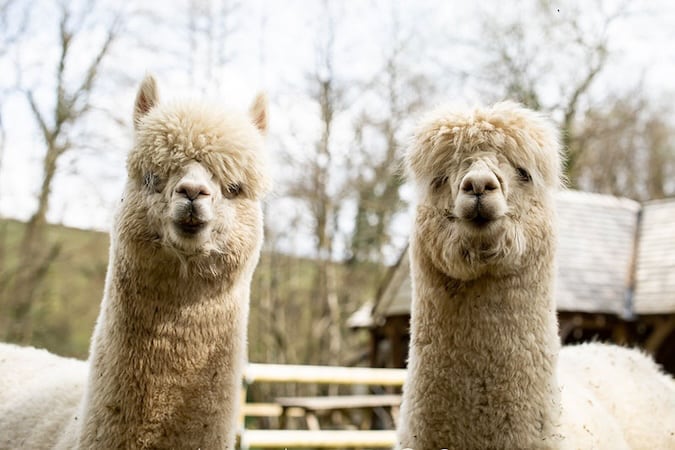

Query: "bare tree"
<box><xmin>475</xmin><ymin>0</ymin><xmax>675</xmax><ymax>202</ymax></box>
<box><xmin>185</xmin><ymin>0</ymin><xmax>239</xmax><ymax>93</ymax></box>
<box><xmin>2</xmin><ymin>0</ymin><xmax>121</xmax><ymax>343</ymax></box>
<box><xmin>477</xmin><ymin>0</ymin><xmax>628</xmax><ymax>186</ymax></box>
<box><xmin>281</xmin><ymin>0</ymin><xmax>347</xmax><ymax>371</ymax></box>
<box><xmin>348</xmin><ymin>2</ymin><xmax>435</xmax><ymax>266</ymax></box>
<box><xmin>305</xmin><ymin>15</ymin><xmax>343</xmax><ymax>369</ymax></box>
<box><xmin>574</xmin><ymin>91</ymin><xmax>675</xmax><ymax>200</ymax></box>
<box><xmin>257</xmin><ymin>2</ymin><xmax>438</xmax><ymax>375</ymax></box>
<box><xmin>642</xmin><ymin>114</ymin><xmax>675</xmax><ymax>199</ymax></box>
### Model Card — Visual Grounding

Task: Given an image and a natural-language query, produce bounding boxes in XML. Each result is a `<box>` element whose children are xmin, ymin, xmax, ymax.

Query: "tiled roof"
<box><xmin>372</xmin><ymin>248</ymin><xmax>411</xmax><ymax>320</ymax></box>
<box><xmin>363</xmin><ymin>190</ymin><xmax>675</xmax><ymax>323</ymax></box>
<box><xmin>555</xmin><ymin>191</ymin><xmax>640</xmax><ymax>314</ymax></box>
<box><xmin>634</xmin><ymin>199</ymin><xmax>675</xmax><ymax>314</ymax></box>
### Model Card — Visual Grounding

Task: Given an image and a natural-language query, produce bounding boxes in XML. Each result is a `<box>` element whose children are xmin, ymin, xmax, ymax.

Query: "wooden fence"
<box><xmin>238</xmin><ymin>363</ymin><xmax>406</xmax><ymax>449</ymax></box>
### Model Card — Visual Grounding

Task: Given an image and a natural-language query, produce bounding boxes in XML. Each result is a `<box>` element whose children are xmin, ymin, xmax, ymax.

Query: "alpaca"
<box><xmin>559</xmin><ymin>343</ymin><xmax>675</xmax><ymax>449</ymax></box>
<box><xmin>396</xmin><ymin>102</ymin><xmax>675</xmax><ymax>450</ymax></box>
<box><xmin>0</xmin><ymin>74</ymin><xmax>270</xmax><ymax>449</ymax></box>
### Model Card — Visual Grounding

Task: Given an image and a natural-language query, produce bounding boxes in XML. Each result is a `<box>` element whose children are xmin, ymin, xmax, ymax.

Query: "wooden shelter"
<box><xmin>349</xmin><ymin>191</ymin><xmax>675</xmax><ymax>374</ymax></box>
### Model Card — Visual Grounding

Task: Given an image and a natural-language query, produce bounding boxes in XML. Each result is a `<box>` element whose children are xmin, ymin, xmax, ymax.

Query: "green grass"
<box><xmin>0</xmin><ymin>219</ymin><xmax>109</xmax><ymax>357</ymax></box>
<box><xmin>0</xmin><ymin>219</ymin><xmax>384</xmax><ymax>363</ymax></box>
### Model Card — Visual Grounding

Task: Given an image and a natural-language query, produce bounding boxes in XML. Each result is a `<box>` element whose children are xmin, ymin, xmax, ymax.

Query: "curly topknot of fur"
<box><xmin>407</xmin><ymin>101</ymin><xmax>563</xmax><ymax>193</ymax></box>
<box><xmin>130</xmin><ymin>100</ymin><xmax>270</xmax><ymax>201</ymax></box>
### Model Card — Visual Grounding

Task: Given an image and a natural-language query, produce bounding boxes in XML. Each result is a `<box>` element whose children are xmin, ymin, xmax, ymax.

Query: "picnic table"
<box><xmin>275</xmin><ymin>394</ymin><xmax>402</xmax><ymax>430</ymax></box>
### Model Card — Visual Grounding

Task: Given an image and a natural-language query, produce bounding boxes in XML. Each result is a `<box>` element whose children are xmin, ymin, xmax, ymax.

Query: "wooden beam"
<box><xmin>645</xmin><ymin>316</ymin><xmax>675</xmax><ymax>354</ymax></box>
<box><xmin>239</xmin><ymin>430</ymin><xmax>396</xmax><ymax>449</ymax></box>
<box><xmin>275</xmin><ymin>394</ymin><xmax>401</xmax><ymax>411</ymax></box>
<box><xmin>245</xmin><ymin>363</ymin><xmax>406</xmax><ymax>386</ymax></box>
<box><xmin>241</xmin><ymin>402</ymin><xmax>284</xmax><ymax>417</ymax></box>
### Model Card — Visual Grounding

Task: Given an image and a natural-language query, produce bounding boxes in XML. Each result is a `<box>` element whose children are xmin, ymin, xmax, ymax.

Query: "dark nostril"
<box><xmin>461</xmin><ymin>173</ymin><xmax>500</xmax><ymax>196</ymax></box>
<box><xmin>175</xmin><ymin>183</ymin><xmax>211</xmax><ymax>201</ymax></box>
<box><xmin>484</xmin><ymin>179</ymin><xmax>498</xmax><ymax>191</ymax></box>
<box><xmin>461</xmin><ymin>178</ymin><xmax>475</xmax><ymax>193</ymax></box>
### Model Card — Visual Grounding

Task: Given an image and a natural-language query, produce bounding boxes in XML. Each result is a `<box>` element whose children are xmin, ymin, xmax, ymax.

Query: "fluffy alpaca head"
<box><xmin>407</xmin><ymin>101</ymin><xmax>562</xmax><ymax>280</ymax></box>
<box><xmin>117</xmin><ymin>75</ymin><xmax>269</xmax><ymax>274</ymax></box>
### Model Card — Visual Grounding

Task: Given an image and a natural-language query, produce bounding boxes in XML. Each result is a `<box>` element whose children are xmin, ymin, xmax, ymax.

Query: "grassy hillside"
<box><xmin>0</xmin><ymin>219</ymin><xmax>383</xmax><ymax>363</ymax></box>
<box><xmin>0</xmin><ymin>219</ymin><xmax>109</xmax><ymax>357</ymax></box>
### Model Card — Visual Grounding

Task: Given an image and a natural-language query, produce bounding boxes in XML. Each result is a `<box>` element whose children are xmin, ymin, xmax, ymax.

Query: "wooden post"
<box><xmin>238</xmin><ymin>378</ymin><xmax>249</xmax><ymax>431</ymax></box>
<box><xmin>645</xmin><ymin>316</ymin><xmax>675</xmax><ymax>355</ymax></box>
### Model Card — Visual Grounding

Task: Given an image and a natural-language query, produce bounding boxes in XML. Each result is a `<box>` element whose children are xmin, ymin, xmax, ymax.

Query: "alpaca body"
<box><xmin>0</xmin><ymin>76</ymin><xmax>269</xmax><ymax>449</ymax></box>
<box><xmin>555</xmin><ymin>365</ymin><xmax>629</xmax><ymax>450</ymax></box>
<box><xmin>72</xmin><ymin>247</ymin><xmax>255</xmax><ymax>448</ymax></box>
<box><xmin>399</xmin><ymin>227</ymin><xmax>563</xmax><ymax>449</ymax></box>
<box><xmin>398</xmin><ymin>246</ymin><xmax>638</xmax><ymax>450</ymax></box>
<box><xmin>0</xmin><ymin>344</ymin><xmax>85</xmax><ymax>449</ymax></box>
<box><xmin>0</xmin><ymin>258</ymin><xmax>254</xmax><ymax>448</ymax></box>
<box><xmin>559</xmin><ymin>343</ymin><xmax>675</xmax><ymax>449</ymax></box>
<box><xmin>396</xmin><ymin>102</ymin><xmax>675</xmax><ymax>450</ymax></box>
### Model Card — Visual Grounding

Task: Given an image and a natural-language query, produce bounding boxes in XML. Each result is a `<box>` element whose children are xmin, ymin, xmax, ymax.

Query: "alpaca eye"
<box><xmin>143</xmin><ymin>173</ymin><xmax>166</xmax><ymax>193</ymax></box>
<box><xmin>431</xmin><ymin>175</ymin><xmax>448</xmax><ymax>191</ymax></box>
<box><xmin>224</xmin><ymin>183</ymin><xmax>242</xmax><ymax>199</ymax></box>
<box><xmin>516</xmin><ymin>167</ymin><xmax>532</xmax><ymax>183</ymax></box>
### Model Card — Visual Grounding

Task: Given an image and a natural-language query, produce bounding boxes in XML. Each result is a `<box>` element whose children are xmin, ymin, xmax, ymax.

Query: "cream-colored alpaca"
<box><xmin>396</xmin><ymin>102</ymin><xmax>675</xmax><ymax>450</ymax></box>
<box><xmin>0</xmin><ymin>75</ymin><xmax>269</xmax><ymax>449</ymax></box>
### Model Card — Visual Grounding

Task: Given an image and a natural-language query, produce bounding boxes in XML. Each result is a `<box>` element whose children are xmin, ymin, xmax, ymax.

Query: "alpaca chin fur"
<box><xmin>396</xmin><ymin>101</ymin><xmax>675</xmax><ymax>450</ymax></box>
<box><xmin>0</xmin><ymin>74</ymin><xmax>270</xmax><ymax>449</ymax></box>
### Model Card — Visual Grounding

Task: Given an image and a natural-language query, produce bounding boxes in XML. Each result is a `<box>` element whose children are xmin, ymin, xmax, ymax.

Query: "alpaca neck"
<box><xmin>399</xmin><ymin>241</ymin><xmax>561</xmax><ymax>450</ymax></box>
<box><xmin>78</xmin><ymin>247</ymin><xmax>253</xmax><ymax>449</ymax></box>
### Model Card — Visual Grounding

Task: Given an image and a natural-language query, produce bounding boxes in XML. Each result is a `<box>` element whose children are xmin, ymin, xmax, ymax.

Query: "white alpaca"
<box><xmin>0</xmin><ymin>75</ymin><xmax>270</xmax><ymax>449</ymax></box>
<box><xmin>559</xmin><ymin>343</ymin><xmax>675</xmax><ymax>449</ymax></box>
<box><xmin>396</xmin><ymin>102</ymin><xmax>675</xmax><ymax>449</ymax></box>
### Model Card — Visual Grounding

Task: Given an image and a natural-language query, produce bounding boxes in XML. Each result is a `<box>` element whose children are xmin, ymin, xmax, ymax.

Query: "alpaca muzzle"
<box><xmin>454</xmin><ymin>162</ymin><xmax>507</xmax><ymax>225</ymax></box>
<box><xmin>170</xmin><ymin>162</ymin><xmax>217</xmax><ymax>237</ymax></box>
<box><xmin>175</xmin><ymin>217</ymin><xmax>207</xmax><ymax>235</ymax></box>
<box><xmin>454</xmin><ymin>192</ymin><xmax>506</xmax><ymax>226</ymax></box>
<box><xmin>173</xmin><ymin>201</ymin><xmax>210</xmax><ymax>235</ymax></box>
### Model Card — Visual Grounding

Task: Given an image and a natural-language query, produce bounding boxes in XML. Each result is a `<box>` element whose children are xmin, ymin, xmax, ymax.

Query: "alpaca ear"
<box><xmin>134</xmin><ymin>74</ymin><xmax>159</xmax><ymax>130</ymax></box>
<box><xmin>249</xmin><ymin>92</ymin><xmax>268</xmax><ymax>134</ymax></box>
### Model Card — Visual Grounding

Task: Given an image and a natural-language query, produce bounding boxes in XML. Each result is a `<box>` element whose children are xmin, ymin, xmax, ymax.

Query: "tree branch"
<box><xmin>26</xmin><ymin>90</ymin><xmax>51</xmax><ymax>145</ymax></box>
<box><xmin>71</xmin><ymin>15</ymin><xmax>120</xmax><ymax>116</ymax></box>
<box><xmin>55</xmin><ymin>3</ymin><xmax>73</xmax><ymax>131</ymax></box>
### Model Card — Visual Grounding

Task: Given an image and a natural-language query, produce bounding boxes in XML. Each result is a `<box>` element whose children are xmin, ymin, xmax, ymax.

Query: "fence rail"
<box><xmin>239</xmin><ymin>363</ymin><xmax>406</xmax><ymax>449</ymax></box>
<box><xmin>244</xmin><ymin>362</ymin><xmax>407</xmax><ymax>385</ymax></box>
<box><xmin>239</xmin><ymin>430</ymin><xmax>397</xmax><ymax>449</ymax></box>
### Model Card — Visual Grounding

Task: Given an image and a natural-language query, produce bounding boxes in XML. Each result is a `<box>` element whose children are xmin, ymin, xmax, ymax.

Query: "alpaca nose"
<box><xmin>460</xmin><ymin>170</ymin><xmax>500</xmax><ymax>196</ymax></box>
<box><xmin>175</xmin><ymin>181</ymin><xmax>211</xmax><ymax>201</ymax></box>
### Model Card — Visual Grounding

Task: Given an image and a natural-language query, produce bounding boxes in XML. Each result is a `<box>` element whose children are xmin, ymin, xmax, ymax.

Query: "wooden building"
<box><xmin>349</xmin><ymin>191</ymin><xmax>675</xmax><ymax>375</ymax></box>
